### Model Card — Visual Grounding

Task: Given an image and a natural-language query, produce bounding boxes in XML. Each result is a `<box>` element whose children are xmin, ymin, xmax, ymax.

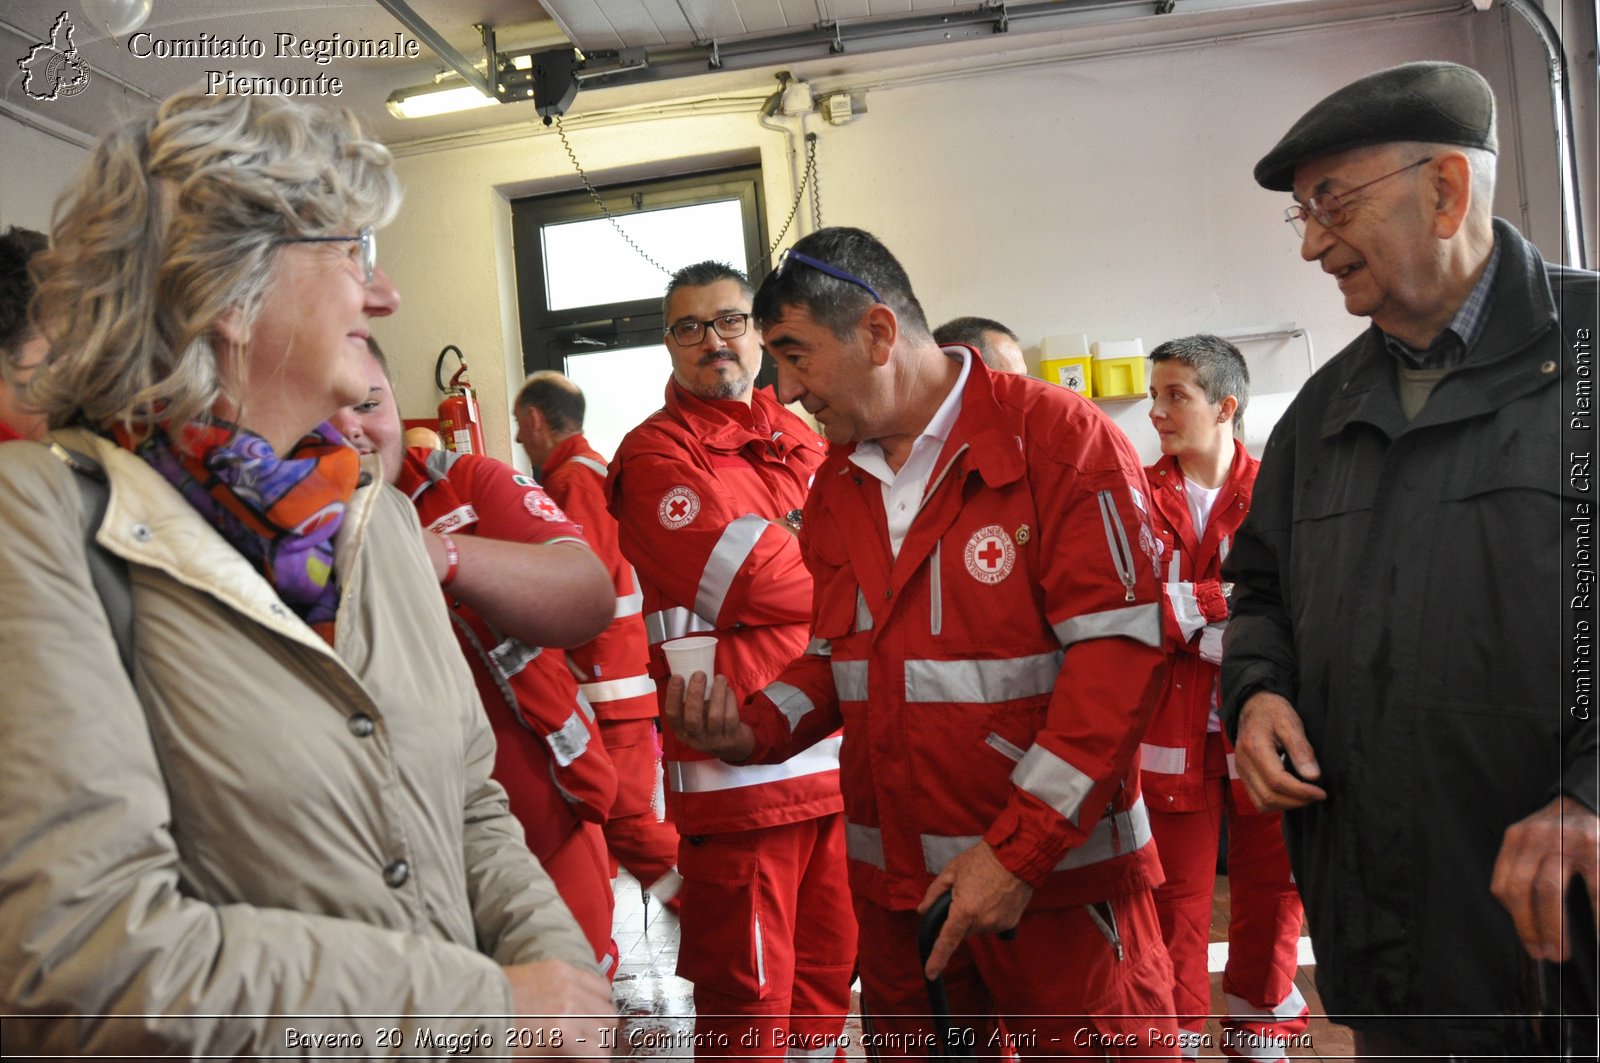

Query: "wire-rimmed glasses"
<box><xmin>1284</xmin><ymin>157</ymin><xmax>1433</xmax><ymax>236</ymax></box>
<box><xmin>275</xmin><ymin>225</ymin><xmax>377</xmax><ymax>283</ymax></box>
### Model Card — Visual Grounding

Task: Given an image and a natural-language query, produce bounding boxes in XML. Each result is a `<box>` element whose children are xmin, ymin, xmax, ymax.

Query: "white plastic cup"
<box><xmin>662</xmin><ymin>635</ymin><xmax>717</xmax><ymax>679</ymax></box>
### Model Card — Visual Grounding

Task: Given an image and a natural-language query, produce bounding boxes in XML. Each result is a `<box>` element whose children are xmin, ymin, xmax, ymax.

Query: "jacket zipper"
<box><xmin>1096</xmin><ymin>489</ymin><xmax>1138</xmax><ymax>602</ymax></box>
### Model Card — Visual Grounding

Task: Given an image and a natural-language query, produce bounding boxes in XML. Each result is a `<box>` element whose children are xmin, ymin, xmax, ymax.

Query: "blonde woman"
<box><xmin>0</xmin><ymin>88</ymin><xmax>615</xmax><ymax>1055</ymax></box>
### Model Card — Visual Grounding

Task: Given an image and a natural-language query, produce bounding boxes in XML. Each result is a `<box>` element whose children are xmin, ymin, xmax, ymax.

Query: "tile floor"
<box><xmin>608</xmin><ymin>870</ymin><xmax>1356</xmax><ymax>1060</ymax></box>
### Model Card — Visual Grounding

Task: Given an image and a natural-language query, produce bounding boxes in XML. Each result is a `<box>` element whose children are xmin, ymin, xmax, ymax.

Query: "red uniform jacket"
<box><xmin>399</xmin><ymin>448</ymin><xmax>617</xmax><ymax>855</ymax></box>
<box><xmin>540</xmin><ymin>433</ymin><xmax>656</xmax><ymax>725</ymax></box>
<box><xmin>1140</xmin><ymin>440</ymin><xmax>1259</xmax><ymax>813</ymax></box>
<box><xmin>742</xmin><ymin>354</ymin><xmax>1168</xmax><ymax>910</ymax></box>
<box><xmin>606</xmin><ymin>380</ymin><xmax>842</xmax><ymax>835</ymax></box>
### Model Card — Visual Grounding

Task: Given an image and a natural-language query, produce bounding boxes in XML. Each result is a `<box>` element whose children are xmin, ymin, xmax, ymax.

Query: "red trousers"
<box><xmin>1148</xmin><ymin>734</ymin><xmax>1306</xmax><ymax>1061</ymax></box>
<box><xmin>676</xmin><ymin>815</ymin><xmax>857</xmax><ymax>1058</ymax></box>
<box><xmin>542</xmin><ymin>819</ymin><xmax>619</xmax><ymax>979</ymax></box>
<box><xmin>856</xmin><ymin>889</ymin><xmax>1179</xmax><ymax>1060</ymax></box>
<box><xmin>598</xmin><ymin>718</ymin><xmax>681</xmax><ymax>902</ymax></box>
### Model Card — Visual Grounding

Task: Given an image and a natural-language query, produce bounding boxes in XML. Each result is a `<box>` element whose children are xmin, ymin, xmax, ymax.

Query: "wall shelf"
<box><xmin>1092</xmin><ymin>393</ymin><xmax>1146</xmax><ymax>406</ymax></box>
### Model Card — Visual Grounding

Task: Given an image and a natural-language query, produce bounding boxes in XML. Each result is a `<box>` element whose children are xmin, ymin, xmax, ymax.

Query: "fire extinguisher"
<box><xmin>434</xmin><ymin>344</ymin><xmax>486</xmax><ymax>456</ymax></box>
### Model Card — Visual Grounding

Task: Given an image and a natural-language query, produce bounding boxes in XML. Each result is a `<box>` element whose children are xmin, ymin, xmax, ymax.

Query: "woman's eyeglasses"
<box><xmin>275</xmin><ymin>225</ymin><xmax>377</xmax><ymax>283</ymax></box>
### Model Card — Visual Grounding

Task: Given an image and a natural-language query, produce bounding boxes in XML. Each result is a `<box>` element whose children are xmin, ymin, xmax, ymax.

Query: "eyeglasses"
<box><xmin>665</xmin><ymin>312</ymin><xmax>751</xmax><ymax>346</ymax></box>
<box><xmin>1284</xmin><ymin>157</ymin><xmax>1432</xmax><ymax>236</ymax></box>
<box><xmin>772</xmin><ymin>248</ymin><xmax>884</xmax><ymax>303</ymax></box>
<box><xmin>275</xmin><ymin>225</ymin><xmax>377</xmax><ymax>283</ymax></box>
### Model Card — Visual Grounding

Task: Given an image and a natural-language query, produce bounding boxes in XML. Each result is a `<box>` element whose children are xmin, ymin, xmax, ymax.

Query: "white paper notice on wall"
<box><xmin>1242</xmin><ymin>391</ymin><xmax>1297</xmax><ymax>457</ymax></box>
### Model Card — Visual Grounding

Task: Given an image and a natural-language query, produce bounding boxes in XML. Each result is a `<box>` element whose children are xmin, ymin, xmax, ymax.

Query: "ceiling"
<box><xmin>1</xmin><ymin>0</ymin><xmax>1473</xmax><ymax>151</ymax></box>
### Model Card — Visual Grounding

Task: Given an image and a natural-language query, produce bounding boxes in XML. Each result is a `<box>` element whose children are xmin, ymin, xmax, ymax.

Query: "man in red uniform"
<box><xmin>333</xmin><ymin>342</ymin><xmax>623</xmax><ymax>975</ymax></box>
<box><xmin>0</xmin><ymin>227</ymin><xmax>48</xmax><ymax>443</ymax></box>
<box><xmin>606</xmin><ymin>262</ymin><xmax>854</xmax><ymax>1057</ymax></box>
<box><xmin>516</xmin><ymin>370</ymin><xmax>683</xmax><ymax>909</ymax></box>
<box><xmin>1140</xmin><ymin>335</ymin><xmax>1305</xmax><ymax>1061</ymax></box>
<box><xmin>666</xmin><ymin>229</ymin><xmax>1178</xmax><ymax>1058</ymax></box>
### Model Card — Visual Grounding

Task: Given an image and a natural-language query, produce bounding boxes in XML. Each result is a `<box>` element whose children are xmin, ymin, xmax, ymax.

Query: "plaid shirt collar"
<box><xmin>1382</xmin><ymin>237</ymin><xmax>1501</xmax><ymax>369</ymax></box>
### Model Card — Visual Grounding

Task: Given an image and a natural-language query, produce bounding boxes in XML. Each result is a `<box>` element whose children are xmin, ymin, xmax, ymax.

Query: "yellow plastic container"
<box><xmin>1039</xmin><ymin>356</ymin><xmax>1094</xmax><ymax>396</ymax></box>
<box><xmin>1092</xmin><ymin>356</ymin><xmax>1146</xmax><ymax>398</ymax></box>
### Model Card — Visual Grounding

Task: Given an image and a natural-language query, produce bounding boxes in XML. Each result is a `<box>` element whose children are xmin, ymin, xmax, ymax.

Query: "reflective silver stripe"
<box><xmin>1012</xmin><ymin>743</ymin><xmax>1097</xmax><ymax>824</ymax></box>
<box><xmin>545</xmin><ymin>710</ymin><xmax>590</xmax><ymax>767</ymax></box>
<box><xmin>854</xmin><ymin>587</ymin><xmax>873</xmax><ymax>632</ymax></box>
<box><xmin>667</xmin><ymin>735</ymin><xmax>840</xmax><ymax>793</ymax></box>
<box><xmin>695</xmin><ymin>513</ymin><xmax>768</xmax><ymax>623</ymax></box>
<box><xmin>1167</xmin><ymin>549</ymin><xmax>1182</xmax><ymax>583</ymax></box>
<box><xmin>645</xmin><ymin>605</ymin><xmax>714</xmax><ymax>645</ymax></box>
<box><xmin>804</xmin><ymin>637</ymin><xmax>832</xmax><ymax>657</ymax></box>
<box><xmin>846</xmin><ymin>822</ymin><xmax>885</xmax><ymax>870</ymax></box>
<box><xmin>600</xmin><ymin>952</ymin><xmax>615</xmax><ymax>978</ymax></box>
<box><xmin>579</xmin><ymin>673</ymin><xmax>656</xmax><ymax>703</ymax></box>
<box><xmin>904</xmin><ymin>651</ymin><xmax>1062</xmax><ymax>704</ymax></box>
<box><xmin>1225</xmin><ymin>983</ymin><xmax>1308</xmax><ymax>1022</ymax></box>
<box><xmin>645</xmin><ymin>869</ymin><xmax>682</xmax><ymax>903</ymax></box>
<box><xmin>1178</xmin><ymin>1031</ymin><xmax>1204</xmax><ymax>1059</ymax></box>
<box><xmin>764</xmin><ymin>680</ymin><xmax>817</xmax><ymax>732</ymax></box>
<box><xmin>1164</xmin><ymin>581</ymin><xmax>1207</xmax><ymax>640</ymax></box>
<box><xmin>1052</xmin><ymin>602</ymin><xmax>1162</xmax><ymax>648</ymax></box>
<box><xmin>426</xmin><ymin>447</ymin><xmax>464</xmax><ymax>477</ymax></box>
<box><xmin>789</xmin><ymin>1040</ymin><xmax>843</xmax><ymax>1062</ymax></box>
<box><xmin>833</xmin><ymin>659</ymin><xmax>868</xmax><ymax>701</ymax></box>
<box><xmin>1219</xmin><ymin>535</ymin><xmax>1231</xmax><ymax>566</ymax></box>
<box><xmin>570</xmin><ymin>455</ymin><xmax>609</xmax><ymax>478</ymax></box>
<box><xmin>1226</xmin><ymin>752</ymin><xmax>1240</xmax><ymax>780</ymax></box>
<box><xmin>918</xmin><ymin>796</ymin><xmax>1153</xmax><ymax>875</ymax></box>
<box><xmin>489</xmin><ymin>637</ymin><xmax>540</xmax><ymax>678</ymax></box>
<box><xmin>1140</xmin><ymin>742</ymin><xmax>1187</xmax><ymax>775</ymax></box>
<box><xmin>929</xmin><ymin>541</ymin><xmax>943</xmax><ymax>636</ymax></box>
<box><xmin>614</xmin><ymin>588</ymin><xmax>644</xmax><ymax>618</ymax></box>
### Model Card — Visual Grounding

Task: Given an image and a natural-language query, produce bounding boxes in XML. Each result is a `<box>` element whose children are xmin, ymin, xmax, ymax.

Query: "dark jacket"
<box><xmin>1221</xmin><ymin>219</ymin><xmax>1598</xmax><ymax>1052</ymax></box>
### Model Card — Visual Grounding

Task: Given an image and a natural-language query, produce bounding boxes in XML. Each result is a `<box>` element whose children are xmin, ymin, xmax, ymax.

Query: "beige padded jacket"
<box><xmin>0</xmin><ymin>428</ymin><xmax>595</xmax><ymax>1056</ymax></box>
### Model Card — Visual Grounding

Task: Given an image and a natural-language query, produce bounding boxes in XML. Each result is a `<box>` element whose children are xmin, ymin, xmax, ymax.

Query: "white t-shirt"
<box><xmin>1184</xmin><ymin>476</ymin><xmax>1222</xmax><ymax>538</ymax></box>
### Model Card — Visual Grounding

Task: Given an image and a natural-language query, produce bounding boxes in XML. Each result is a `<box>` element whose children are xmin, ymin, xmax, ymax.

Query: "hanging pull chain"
<box><xmin>554</xmin><ymin>114</ymin><xmax>671</xmax><ymax>276</ymax></box>
<box><xmin>765</xmin><ymin>132</ymin><xmax>818</xmax><ymax>268</ymax></box>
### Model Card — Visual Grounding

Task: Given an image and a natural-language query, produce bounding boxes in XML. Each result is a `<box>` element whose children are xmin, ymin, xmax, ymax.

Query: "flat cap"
<box><xmin>1254</xmin><ymin>61</ymin><xmax>1496</xmax><ymax>191</ymax></box>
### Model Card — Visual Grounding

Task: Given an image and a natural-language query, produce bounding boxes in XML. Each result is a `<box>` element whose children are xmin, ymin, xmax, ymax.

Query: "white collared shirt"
<box><xmin>848</xmin><ymin>346</ymin><xmax>972</xmax><ymax>559</ymax></box>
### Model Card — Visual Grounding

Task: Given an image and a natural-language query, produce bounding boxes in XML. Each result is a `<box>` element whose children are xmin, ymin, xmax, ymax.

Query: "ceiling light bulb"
<box><xmin>386</xmin><ymin>82</ymin><xmax>500</xmax><ymax>119</ymax></box>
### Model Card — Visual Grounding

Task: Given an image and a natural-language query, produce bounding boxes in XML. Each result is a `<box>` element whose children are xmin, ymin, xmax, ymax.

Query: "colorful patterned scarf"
<box><xmin>115</xmin><ymin>420</ymin><xmax>360</xmax><ymax>644</ymax></box>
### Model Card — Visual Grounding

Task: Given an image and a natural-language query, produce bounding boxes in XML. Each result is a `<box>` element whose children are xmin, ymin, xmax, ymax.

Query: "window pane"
<box><xmin>564</xmin><ymin>344</ymin><xmax>673</xmax><ymax>461</ymax></box>
<box><xmin>542</xmin><ymin>199</ymin><xmax>748</xmax><ymax>311</ymax></box>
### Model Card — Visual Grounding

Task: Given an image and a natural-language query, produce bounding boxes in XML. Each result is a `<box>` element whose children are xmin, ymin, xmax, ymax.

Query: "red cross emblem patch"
<box><xmin>963</xmin><ymin>524</ymin><xmax>1015</xmax><ymax>585</ymax></box>
<box><xmin>657</xmin><ymin>486</ymin><xmax>701</xmax><ymax>530</ymax></box>
<box><xmin>524</xmin><ymin>491</ymin><xmax>568</xmax><ymax>522</ymax></box>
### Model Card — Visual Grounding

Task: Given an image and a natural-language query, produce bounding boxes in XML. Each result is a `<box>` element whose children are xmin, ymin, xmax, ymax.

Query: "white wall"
<box><xmin>0</xmin><ymin>115</ymin><xmax>87</xmax><ymax>230</ymax></box>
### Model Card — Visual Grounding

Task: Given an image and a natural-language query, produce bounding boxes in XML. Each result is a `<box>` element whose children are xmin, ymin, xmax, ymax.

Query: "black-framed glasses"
<box><xmin>665</xmin><ymin>312</ymin><xmax>751</xmax><ymax>346</ymax></box>
<box><xmin>773</xmin><ymin>247</ymin><xmax>884</xmax><ymax>303</ymax></box>
<box><xmin>1284</xmin><ymin>157</ymin><xmax>1432</xmax><ymax>236</ymax></box>
<box><xmin>275</xmin><ymin>225</ymin><xmax>377</xmax><ymax>283</ymax></box>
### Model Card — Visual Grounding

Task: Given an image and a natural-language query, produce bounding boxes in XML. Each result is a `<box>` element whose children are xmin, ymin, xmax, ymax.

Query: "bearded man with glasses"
<box><xmin>606</xmin><ymin>261</ymin><xmax>854</xmax><ymax>1057</ymax></box>
<box><xmin>1225</xmin><ymin>61</ymin><xmax>1599</xmax><ymax>1057</ymax></box>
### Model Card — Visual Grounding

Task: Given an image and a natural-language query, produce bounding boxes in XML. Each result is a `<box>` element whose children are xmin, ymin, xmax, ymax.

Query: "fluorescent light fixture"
<box><xmin>386</xmin><ymin>79</ymin><xmax>500</xmax><ymax>119</ymax></box>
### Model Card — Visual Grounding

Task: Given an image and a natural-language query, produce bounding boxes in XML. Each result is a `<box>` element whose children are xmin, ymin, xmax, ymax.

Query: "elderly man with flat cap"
<box><xmin>1223</xmin><ymin>61</ymin><xmax>1598</xmax><ymax>1056</ymax></box>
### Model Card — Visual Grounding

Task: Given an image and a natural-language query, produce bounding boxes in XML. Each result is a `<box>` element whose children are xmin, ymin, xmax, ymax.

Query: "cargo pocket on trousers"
<box><xmin>675</xmin><ymin>834</ymin><xmax>770</xmax><ymax>1000</ymax></box>
<box><xmin>1085</xmin><ymin>935</ymin><xmax>1180</xmax><ymax>1058</ymax></box>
